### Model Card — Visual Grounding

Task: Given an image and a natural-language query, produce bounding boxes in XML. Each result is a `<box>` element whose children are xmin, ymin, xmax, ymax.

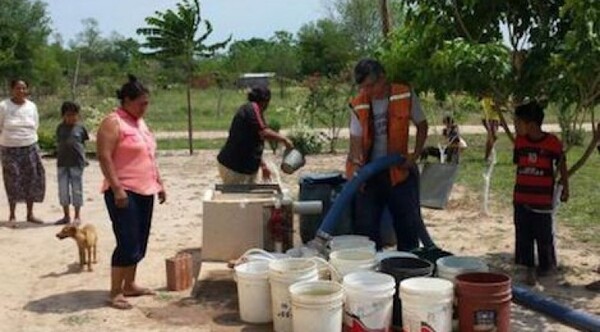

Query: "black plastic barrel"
<box><xmin>380</xmin><ymin>257</ymin><xmax>434</xmax><ymax>328</ymax></box>
<box><xmin>298</xmin><ymin>172</ymin><xmax>353</xmax><ymax>243</ymax></box>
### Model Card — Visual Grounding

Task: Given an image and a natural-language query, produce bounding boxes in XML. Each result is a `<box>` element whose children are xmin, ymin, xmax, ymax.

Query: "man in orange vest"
<box><xmin>348</xmin><ymin>59</ymin><xmax>432</xmax><ymax>251</ymax></box>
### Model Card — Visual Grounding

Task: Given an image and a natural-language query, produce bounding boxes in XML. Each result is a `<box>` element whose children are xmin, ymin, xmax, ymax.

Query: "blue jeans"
<box><xmin>104</xmin><ymin>190</ymin><xmax>154</xmax><ymax>267</ymax></box>
<box><xmin>354</xmin><ymin>169</ymin><xmax>428</xmax><ymax>251</ymax></box>
<box><xmin>57</xmin><ymin>166</ymin><xmax>84</xmax><ymax>207</ymax></box>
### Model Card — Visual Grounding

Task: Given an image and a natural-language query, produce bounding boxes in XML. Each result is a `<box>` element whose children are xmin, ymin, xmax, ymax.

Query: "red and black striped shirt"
<box><xmin>513</xmin><ymin>133</ymin><xmax>564</xmax><ymax>210</ymax></box>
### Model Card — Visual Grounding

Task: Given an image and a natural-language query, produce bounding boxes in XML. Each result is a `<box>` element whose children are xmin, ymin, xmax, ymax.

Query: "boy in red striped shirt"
<box><xmin>513</xmin><ymin>101</ymin><xmax>569</xmax><ymax>285</ymax></box>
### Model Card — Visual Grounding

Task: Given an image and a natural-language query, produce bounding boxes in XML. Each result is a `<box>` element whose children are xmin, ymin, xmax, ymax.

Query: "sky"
<box><xmin>44</xmin><ymin>0</ymin><xmax>328</xmax><ymax>46</ymax></box>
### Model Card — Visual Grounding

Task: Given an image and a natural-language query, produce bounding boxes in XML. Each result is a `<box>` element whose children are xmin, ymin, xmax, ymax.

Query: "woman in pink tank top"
<box><xmin>97</xmin><ymin>75</ymin><xmax>166</xmax><ymax>310</ymax></box>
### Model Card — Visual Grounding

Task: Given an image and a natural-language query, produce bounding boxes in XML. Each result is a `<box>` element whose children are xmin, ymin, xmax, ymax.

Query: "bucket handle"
<box><xmin>310</xmin><ymin>256</ymin><xmax>342</xmax><ymax>283</ymax></box>
<box><xmin>234</xmin><ymin>248</ymin><xmax>278</xmax><ymax>266</ymax></box>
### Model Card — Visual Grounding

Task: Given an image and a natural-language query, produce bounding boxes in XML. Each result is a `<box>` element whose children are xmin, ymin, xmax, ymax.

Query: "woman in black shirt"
<box><xmin>217</xmin><ymin>87</ymin><xmax>293</xmax><ymax>184</ymax></box>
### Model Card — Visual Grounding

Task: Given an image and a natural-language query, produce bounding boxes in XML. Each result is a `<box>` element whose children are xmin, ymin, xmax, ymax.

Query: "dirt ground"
<box><xmin>0</xmin><ymin>151</ymin><xmax>598</xmax><ymax>332</ymax></box>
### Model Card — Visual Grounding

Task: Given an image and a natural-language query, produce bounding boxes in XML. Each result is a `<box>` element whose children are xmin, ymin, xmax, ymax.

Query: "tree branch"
<box><xmin>567</xmin><ymin>119</ymin><xmax>600</xmax><ymax>177</ymax></box>
<box><xmin>451</xmin><ymin>0</ymin><xmax>474</xmax><ymax>42</ymax></box>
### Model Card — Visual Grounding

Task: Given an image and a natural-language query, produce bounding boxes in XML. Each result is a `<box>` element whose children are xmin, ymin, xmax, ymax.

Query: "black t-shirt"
<box><xmin>56</xmin><ymin>122</ymin><xmax>89</xmax><ymax>167</ymax></box>
<box><xmin>217</xmin><ymin>103</ymin><xmax>267</xmax><ymax>174</ymax></box>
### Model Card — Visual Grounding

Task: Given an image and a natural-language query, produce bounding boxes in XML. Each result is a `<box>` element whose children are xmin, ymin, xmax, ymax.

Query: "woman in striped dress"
<box><xmin>0</xmin><ymin>79</ymin><xmax>45</xmax><ymax>227</ymax></box>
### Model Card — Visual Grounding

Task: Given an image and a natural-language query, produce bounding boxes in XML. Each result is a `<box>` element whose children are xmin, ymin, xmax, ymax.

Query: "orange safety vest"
<box><xmin>346</xmin><ymin>83</ymin><xmax>412</xmax><ymax>186</ymax></box>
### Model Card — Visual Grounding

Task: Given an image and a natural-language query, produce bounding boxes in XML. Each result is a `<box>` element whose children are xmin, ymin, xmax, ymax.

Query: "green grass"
<box><xmin>35</xmin><ymin>85</ymin><xmax>577</xmax><ymax>136</ymax></box>
<box><xmin>36</xmin><ymin>86</ymin><xmax>309</xmax><ymax>133</ymax></box>
<box><xmin>454</xmin><ymin>133</ymin><xmax>600</xmax><ymax>247</ymax></box>
<box><xmin>157</xmin><ymin>138</ymin><xmax>225</xmax><ymax>150</ymax></box>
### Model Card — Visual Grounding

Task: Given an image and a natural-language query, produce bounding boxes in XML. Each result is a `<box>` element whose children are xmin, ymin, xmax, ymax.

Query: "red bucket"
<box><xmin>456</xmin><ymin>272</ymin><xmax>511</xmax><ymax>332</ymax></box>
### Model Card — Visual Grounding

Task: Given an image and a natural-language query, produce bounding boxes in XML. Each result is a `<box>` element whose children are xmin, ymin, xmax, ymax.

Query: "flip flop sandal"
<box><xmin>108</xmin><ymin>298</ymin><xmax>133</xmax><ymax>310</ymax></box>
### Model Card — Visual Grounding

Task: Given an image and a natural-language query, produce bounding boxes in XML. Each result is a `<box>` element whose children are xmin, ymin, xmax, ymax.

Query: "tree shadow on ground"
<box><xmin>23</xmin><ymin>290</ymin><xmax>107</xmax><ymax>314</ymax></box>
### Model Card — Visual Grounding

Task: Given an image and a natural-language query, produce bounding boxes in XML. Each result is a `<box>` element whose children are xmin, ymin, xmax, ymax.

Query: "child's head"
<box><xmin>61</xmin><ymin>101</ymin><xmax>80</xmax><ymax>125</ymax></box>
<box><xmin>514</xmin><ymin>100</ymin><xmax>544</xmax><ymax>136</ymax></box>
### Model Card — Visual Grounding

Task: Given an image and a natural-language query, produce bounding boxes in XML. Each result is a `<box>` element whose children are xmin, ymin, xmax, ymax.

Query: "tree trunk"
<box><xmin>379</xmin><ymin>0</ymin><xmax>391</xmax><ymax>39</ymax></box>
<box><xmin>71</xmin><ymin>53</ymin><xmax>81</xmax><ymax>101</ymax></box>
<box><xmin>186</xmin><ymin>83</ymin><xmax>194</xmax><ymax>155</ymax></box>
<box><xmin>496</xmin><ymin>100</ymin><xmax>515</xmax><ymax>143</ymax></box>
<box><xmin>567</xmin><ymin>122</ymin><xmax>599</xmax><ymax>178</ymax></box>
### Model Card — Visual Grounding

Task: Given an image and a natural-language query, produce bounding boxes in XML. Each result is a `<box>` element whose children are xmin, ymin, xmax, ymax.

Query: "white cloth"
<box><xmin>0</xmin><ymin>99</ymin><xmax>39</xmax><ymax>147</ymax></box>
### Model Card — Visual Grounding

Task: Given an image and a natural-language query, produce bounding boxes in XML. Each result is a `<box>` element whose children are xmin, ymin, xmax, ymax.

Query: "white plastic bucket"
<box><xmin>343</xmin><ymin>271</ymin><xmax>396</xmax><ymax>331</ymax></box>
<box><xmin>400</xmin><ymin>277</ymin><xmax>454</xmax><ymax>332</ymax></box>
<box><xmin>436</xmin><ymin>256</ymin><xmax>489</xmax><ymax>283</ymax></box>
<box><xmin>330</xmin><ymin>249</ymin><xmax>377</xmax><ymax>277</ymax></box>
<box><xmin>286</xmin><ymin>246</ymin><xmax>319</xmax><ymax>258</ymax></box>
<box><xmin>286</xmin><ymin>247</ymin><xmax>333</xmax><ymax>280</ymax></box>
<box><xmin>235</xmin><ymin>248</ymin><xmax>289</xmax><ymax>266</ymax></box>
<box><xmin>234</xmin><ymin>260</ymin><xmax>272</xmax><ymax>323</ymax></box>
<box><xmin>290</xmin><ymin>280</ymin><xmax>344</xmax><ymax>332</ymax></box>
<box><xmin>269</xmin><ymin>258</ymin><xmax>319</xmax><ymax>332</ymax></box>
<box><xmin>330</xmin><ymin>235</ymin><xmax>376</xmax><ymax>253</ymax></box>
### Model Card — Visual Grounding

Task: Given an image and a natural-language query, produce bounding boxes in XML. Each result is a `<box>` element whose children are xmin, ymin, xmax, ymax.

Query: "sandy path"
<box><xmin>0</xmin><ymin>151</ymin><xmax>597</xmax><ymax>332</ymax></box>
<box><xmin>87</xmin><ymin>123</ymin><xmax>595</xmax><ymax>141</ymax></box>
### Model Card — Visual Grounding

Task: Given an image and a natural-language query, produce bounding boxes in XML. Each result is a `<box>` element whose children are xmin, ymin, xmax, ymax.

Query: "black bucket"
<box><xmin>380</xmin><ymin>257</ymin><xmax>434</xmax><ymax>328</ymax></box>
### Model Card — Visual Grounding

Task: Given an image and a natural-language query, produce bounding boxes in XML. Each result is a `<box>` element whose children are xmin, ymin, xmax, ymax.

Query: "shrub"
<box><xmin>289</xmin><ymin>125</ymin><xmax>323</xmax><ymax>155</ymax></box>
<box><xmin>37</xmin><ymin>130</ymin><xmax>56</xmax><ymax>152</ymax></box>
<box><xmin>268</xmin><ymin>119</ymin><xmax>282</xmax><ymax>154</ymax></box>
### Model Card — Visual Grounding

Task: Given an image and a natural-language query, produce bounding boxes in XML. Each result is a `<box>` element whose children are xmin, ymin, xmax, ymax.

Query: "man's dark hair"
<box><xmin>116</xmin><ymin>74</ymin><xmax>148</xmax><ymax>104</ymax></box>
<box><xmin>247</xmin><ymin>86</ymin><xmax>271</xmax><ymax>103</ymax></box>
<box><xmin>354</xmin><ymin>58</ymin><xmax>385</xmax><ymax>85</ymax></box>
<box><xmin>61</xmin><ymin>101</ymin><xmax>80</xmax><ymax>116</ymax></box>
<box><xmin>515</xmin><ymin>100</ymin><xmax>545</xmax><ymax>127</ymax></box>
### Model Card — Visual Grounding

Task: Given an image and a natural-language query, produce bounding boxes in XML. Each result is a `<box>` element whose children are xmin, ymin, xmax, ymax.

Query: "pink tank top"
<box><xmin>102</xmin><ymin>108</ymin><xmax>162</xmax><ymax>195</ymax></box>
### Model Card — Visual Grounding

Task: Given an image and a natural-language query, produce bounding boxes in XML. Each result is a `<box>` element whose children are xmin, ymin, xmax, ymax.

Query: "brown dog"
<box><xmin>56</xmin><ymin>224</ymin><xmax>98</xmax><ymax>271</ymax></box>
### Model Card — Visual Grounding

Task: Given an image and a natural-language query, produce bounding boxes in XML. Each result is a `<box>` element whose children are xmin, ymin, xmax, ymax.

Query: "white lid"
<box><xmin>400</xmin><ymin>277</ymin><xmax>454</xmax><ymax>298</ymax></box>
